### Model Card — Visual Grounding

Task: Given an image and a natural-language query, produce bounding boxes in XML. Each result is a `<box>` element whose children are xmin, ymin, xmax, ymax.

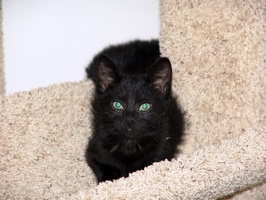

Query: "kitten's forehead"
<box><xmin>114</xmin><ymin>76</ymin><xmax>151</xmax><ymax>101</ymax></box>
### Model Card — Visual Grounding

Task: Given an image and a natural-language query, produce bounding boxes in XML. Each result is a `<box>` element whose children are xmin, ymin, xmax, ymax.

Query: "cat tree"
<box><xmin>1</xmin><ymin>0</ymin><xmax>265</xmax><ymax>199</ymax></box>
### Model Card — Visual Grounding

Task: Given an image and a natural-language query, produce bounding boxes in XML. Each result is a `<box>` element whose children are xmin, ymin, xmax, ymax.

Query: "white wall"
<box><xmin>2</xmin><ymin>0</ymin><xmax>159</xmax><ymax>94</ymax></box>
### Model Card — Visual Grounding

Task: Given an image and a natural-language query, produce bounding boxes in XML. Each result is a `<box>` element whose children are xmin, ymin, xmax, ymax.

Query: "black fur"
<box><xmin>85</xmin><ymin>40</ymin><xmax>184</xmax><ymax>183</ymax></box>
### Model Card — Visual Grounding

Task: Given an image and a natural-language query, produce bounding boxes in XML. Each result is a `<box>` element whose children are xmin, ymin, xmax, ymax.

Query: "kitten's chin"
<box><xmin>123</xmin><ymin>134</ymin><xmax>136</xmax><ymax>140</ymax></box>
<box><xmin>121</xmin><ymin>130</ymin><xmax>137</xmax><ymax>140</ymax></box>
<box><xmin>122</xmin><ymin>138</ymin><xmax>143</xmax><ymax>154</ymax></box>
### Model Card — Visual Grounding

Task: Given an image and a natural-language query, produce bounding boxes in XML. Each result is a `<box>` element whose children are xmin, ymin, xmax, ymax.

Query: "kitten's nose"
<box><xmin>124</xmin><ymin>119</ymin><xmax>135</xmax><ymax>130</ymax></box>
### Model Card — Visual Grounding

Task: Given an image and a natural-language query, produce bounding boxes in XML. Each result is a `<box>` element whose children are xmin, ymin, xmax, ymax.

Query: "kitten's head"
<box><xmin>94</xmin><ymin>55</ymin><xmax>172</xmax><ymax>140</ymax></box>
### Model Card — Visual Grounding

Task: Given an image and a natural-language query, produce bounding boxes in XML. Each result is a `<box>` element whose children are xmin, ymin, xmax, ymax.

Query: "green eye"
<box><xmin>112</xmin><ymin>101</ymin><xmax>123</xmax><ymax>110</ymax></box>
<box><xmin>139</xmin><ymin>103</ymin><xmax>152</xmax><ymax>112</ymax></box>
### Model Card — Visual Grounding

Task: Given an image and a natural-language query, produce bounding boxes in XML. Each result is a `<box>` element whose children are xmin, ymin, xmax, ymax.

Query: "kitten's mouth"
<box><xmin>122</xmin><ymin>129</ymin><xmax>137</xmax><ymax>139</ymax></box>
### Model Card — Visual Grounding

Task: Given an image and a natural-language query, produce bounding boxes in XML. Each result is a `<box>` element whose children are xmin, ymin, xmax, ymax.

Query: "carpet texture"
<box><xmin>160</xmin><ymin>0</ymin><xmax>266</xmax><ymax>154</ymax></box>
<box><xmin>0</xmin><ymin>82</ymin><xmax>95</xmax><ymax>199</ymax></box>
<box><xmin>160</xmin><ymin>0</ymin><xmax>266</xmax><ymax>198</ymax></box>
<box><xmin>0</xmin><ymin>0</ymin><xmax>265</xmax><ymax>199</ymax></box>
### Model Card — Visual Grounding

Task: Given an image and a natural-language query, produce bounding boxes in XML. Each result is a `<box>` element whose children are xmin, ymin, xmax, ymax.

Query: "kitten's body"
<box><xmin>86</xmin><ymin>40</ymin><xmax>184</xmax><ymax>183</ymax></box>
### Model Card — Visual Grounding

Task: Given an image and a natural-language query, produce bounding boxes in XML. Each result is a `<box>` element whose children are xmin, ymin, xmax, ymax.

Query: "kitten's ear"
<box><xmin>148</xmin><ymin>57</ymin><xmax>172</xmax><ymax>97</ymax></box>
<box><xmin>97</xmin><ymin>55</ymin><xmax>119</xmax><ymax>93</ymax></box>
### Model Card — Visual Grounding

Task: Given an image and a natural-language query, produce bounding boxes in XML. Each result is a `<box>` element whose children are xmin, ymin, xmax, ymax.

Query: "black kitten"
<box><xmin>85</xmin><ymin>40</ymin><xmax>184</xmax><ymax>183</ymax></box>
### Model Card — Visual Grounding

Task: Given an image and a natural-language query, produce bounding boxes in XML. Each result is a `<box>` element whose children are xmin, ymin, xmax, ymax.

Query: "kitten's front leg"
<box><xmin>100</xmin><ymin>165</ymin><xmax>122</xmax><ymax>182</ymax></box>
<box><xmin>89</xmin><ymin>158</ymin><xmax>122</xmax><ymax>182</ymax></box>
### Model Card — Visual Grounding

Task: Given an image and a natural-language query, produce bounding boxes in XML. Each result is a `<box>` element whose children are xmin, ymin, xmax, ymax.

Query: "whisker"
<box><xmin>141</xmin><ymin>128</ymin><xmax>160</xmax><ymax>142</ymax></box>
<box><xmin>90</xmin><ymin>125</ymin><xmax>116</xmax><ymax>142</ymax></box>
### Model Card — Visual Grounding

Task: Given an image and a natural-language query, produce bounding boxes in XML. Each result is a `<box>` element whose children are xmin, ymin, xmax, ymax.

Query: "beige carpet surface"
<box><xmin>0</xmin><ymin>81</ymin><xmax>96</xmax><ymax>199</ymax></box>
<box><xmin>160</xmin><ymin>0</ymin><xmax>266</xmax><ymax>154</ymax></box>
<box><xmin>160</xmin><ymin>1</ymin><xmax>266</xmax><ymax>198</ymax></box>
